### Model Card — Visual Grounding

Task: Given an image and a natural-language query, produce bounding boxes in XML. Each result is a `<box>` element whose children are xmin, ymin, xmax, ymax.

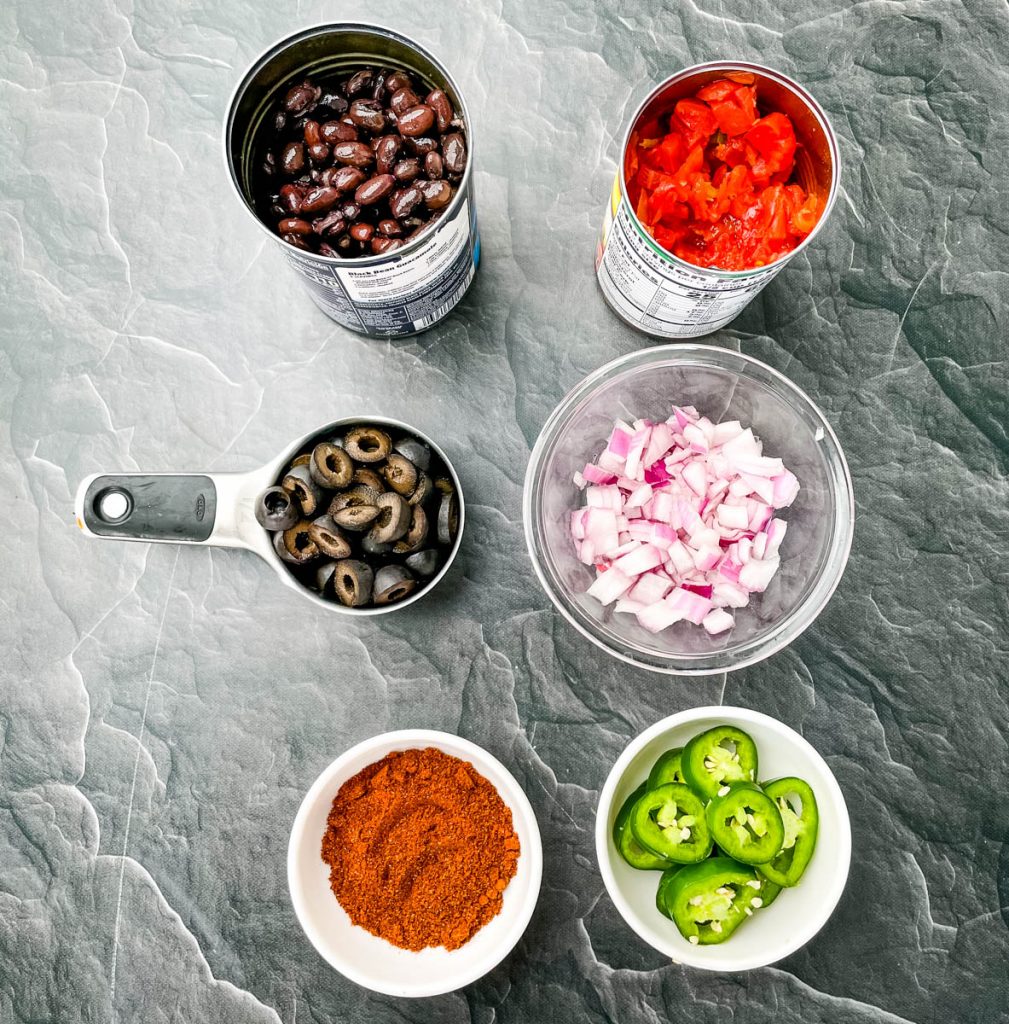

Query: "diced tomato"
<box><xmin>625</xmin><ymin>78</ymin><xmax>821</xmax><ymax>271</ymax></box>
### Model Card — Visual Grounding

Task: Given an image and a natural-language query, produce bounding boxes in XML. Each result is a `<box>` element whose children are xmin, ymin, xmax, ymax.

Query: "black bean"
<box><xmin>355</xmin><ymin>174</ymin><xmax>396</xmax><ymax>206</ymax></box>
<box><xmin>419</xmin><ymin>179</ymin><xmax>453</xmax><ymax>210</ymax></box>
<box><xmin>397</xmin><ymin>104</ymin><xmax>436</xmax><ymax>137</ymax></box>
<box><xmin>312</xmin><ymin>212</ymin><xmax>346</xmax><ymax>236</ymax></box>
<box><xmin>350</xmin><ymin>222</ymin><xmax>374</xmax><ymax>242</ymax></box>
<box><xmin>281</xmin><ymin>141</ymin><xmax>305</xmax><ymax>175</ymax></box>
<box><xmin>308</xmin><ymin>143</ymin><xmax>330</xmax><ymax>165</ymax></box>
<box><xmin>278</xmin><ymin>217</ymin><xmax>313</xmax><ymax>235</ymax></box>
<box><xmin>384</xmin><ymin>70</ymin><xmax>412</xmax><ymax>94</ymax></box>
<box><xmin>372</xmin><ymin>237</ymin><xmax>405</xmax><ymax>254</ymax></box>
<box><xmin>318</xmin><ymin>91</ymin><xmax>348</xmax><ymax>116</ymax></box>
<box><xmin>389</xmin><ymin>87</ymin><xmax>419</xmax><ymax>116</ymax></box>
<box><xmin>282</xmin><ymin>231</ymin><xmax>310</xmax><ymax>250</ymax></box>
<box><xmin>392</xmin><ymin>158</ymin><xmax>421</xmax><ymax>182</ymax></box>
<box><xmin>426</xmin><ymin>90</ymin><xmax>454</xmax><ymax>133</ymax></box>
<box><xmin>304</xmin><ymin>120</ymin><xmax>321</xmax><ymax>146</ymax></box>
<box><xmin>341</xmin><ymin>202</ymin><xmax>361</xmax><ymax>221</ymax></box>
<box><xmin>345</xmin><ymin>69</ymin><xmax>374</xmax><ymax>97</ymax></box>
<box><xmin>375</xmin><ymin>135</ymin><xmax>400</xmax><ymax>175</ymax></box>
<box><xmin>378</xmin><ymin>219</ymin><xmax>402</xmax><ymax>237</ymax></box>
<box><xmin>388</xmin><ymin>185</ymin><xmax>423</xmax><ymax>220</ymax></box>
<box><xmin>284</xmin><ymin>83</ymin><xmax>317</xmax><ymax>114</ymax></box>
<box><xmin>442</xmin><ymin>133</ymin><xmax>467</xmax><ymax>174</ymax></box>
<box><xmin>406</xmin><ymin>136</ymin><xmax>438</xmax><ymax>157</ymax></box>
<box><xmin>333</xmin><ymin>141</ymin><xmax>375</xmax><ymax>167</ymax></box>
<box><xmin>330</xmin><ymin>166</ymin><xmax>367</xmax><ymax>193</ymax></box>
<box><xmin>272</xmin><ymin>111</ymin><xmax>287</xmax><ymax>133</ymax></box>
<box><xmin>349</xmin><ymin>99</ymin><xmax>386</xmax><ymax>133</ymax></box>
<box><xmin>301</xmin><ymin>186</ymin><xmax>341</xmax><ymax>213</ymax></box>
<box><xmin>279</xmin><ymin>183</ymin><xmax>303</xmax><ymax>213</ymax></box>
<box><xmin>321</xmin><ymin>120</ymin><xmax>358</xmax><ymax>144</ymax></box>
<box><xmin>424</xmin><ymin>151</ymin><xmax>443</xmax><ymax>179</ymax></box>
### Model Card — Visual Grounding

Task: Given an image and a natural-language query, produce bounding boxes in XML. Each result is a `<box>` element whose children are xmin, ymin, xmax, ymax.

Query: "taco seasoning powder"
<box><xmin>321</xmin><ymin>746</ymin><xmax>521</xmax><ymax>950</ymax></box>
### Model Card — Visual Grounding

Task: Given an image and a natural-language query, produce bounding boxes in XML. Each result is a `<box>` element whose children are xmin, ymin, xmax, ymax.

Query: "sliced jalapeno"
<box><xmin>655</xmin><ymin>865</ymin><xmax>683</xmax><ymax>919</ymax></box>
<box><xmin>613</xmin><ymin>783</ymin><xmax>674</xmax><ymax>871</ymax></box>
<box><xmin>681</xmin><ymin>725</ymin><xmax>759</xmax><ymax>800</ymax></box>
<box><xmin>662</xmin><ymin>856</ymin><xmax>764</xmax><ymax>945</ymax></box>
<box><xmin>647</xmin><ymin>746</ymin><xmax>686</xmax><ymax>789</ymax></box>
<box><xmin>755</xmin><ymin>777</ymin><xmax>819</xmax><ymax>887</ymax></box>
<box><xmin>629</xmin><ymin>783</ymin><xmax>713</xmax><ymax>864</ymax></box>
<box><xmin>705</xmin><ymin>782</ymin><xmax>785</xmax><ymax>865</ymax></box>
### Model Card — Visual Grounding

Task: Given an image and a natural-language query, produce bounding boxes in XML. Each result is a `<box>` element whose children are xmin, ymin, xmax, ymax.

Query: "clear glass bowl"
<box><xmin>523</xmin><ymin>346</ymin><xmax>854</xmax><ymax>675</ymax></box>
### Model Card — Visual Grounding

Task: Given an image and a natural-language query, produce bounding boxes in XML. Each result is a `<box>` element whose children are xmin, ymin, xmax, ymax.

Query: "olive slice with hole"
<box><xmin>393</xmin><ymin>438</ymin><xmax>431</xmax><ymax>471</ymax></box>
<box><xmin>344</xmin><ymin>425</ymin><xmax>392</xmax><ymax>463</ymax></box>
<box><xmin>329</xmin><ymin>484</ymin><xmax>381</xmax><ymax>514</ymax></box>
<box><xmin>333</xmin><ymin>559</ymin><xmax>374</xmax><ymax>606</ymax></box>
<box><xmin>256</xmin><ymin>486</ymin><xmax>299</xmax><ymax>531</ymax></box>
<box><xmin>315</xmin><ymin>560</ymin><xmax>338</xmax><ymax>594</ymax></box>
<box><xmin>361</xmin><ymin>533</ymin><xmax>394</xmax><ymax>557</ymax></box>
<box><xmin>381</xmin><ymin>453</ymin><xmax>418</xmax><ymax>496</ymax></box>
<box><xmin>281</xmin><ymin>520</ymin><xmax>319</xmax><ymax>563</ymax></box>
<box><xmin>437</xmin><ymin>491</ymin><xmax>459</xmax><ymax>545</ymax></box>
<box><xmin>406</xmin><ymin>548</ymin><xmax>441</xmax><ymax>577</ymax></box>
<box><xmin>408</xmin><ymin>472</ymin><xmax>433</xmax><ymax>506</ymax></box>
<box><xmin>373</xmin><ymin>564</ymin><xmax>417</xmax><ymax>605</ymax></box>
<box><xmin>282</xmin><ymin>463</ymin><xmax>323</xmax><ymax>517</ymax></box>
<box><xmin>308</xmin><ymin>514</ymin><xmax>352</xmax><ymax>557</ymax></box>
<box><xmin>274</xmin><ymin>528</ymin><xmax>302</xmax><ymax>564</ymax></box>
<box><xmin>368</xmin><ymin>491</ymin><xmax>410</xmax><ymax>543</ymax></box>
<box><xmin>332</xmin><ymin>504</ymin><xmax>380</xmax><ymax>531</ymax></box>
<box><xmin>288</xmin><ymin>453</ymin><xmax>312</xmax><ymax>469</ymax></box>
<box><xmin>352</xmin><ymin>467</ymin><xmax>384</xmax><ymax>492</ymax></box>
<box><xmin>310</xmin><ymin>443</ymin><xmax>354</xmax><ymax>489</ymax></box>
<box><xmin>393</xmin><ymin>505</ymin><xmax>428</xmax><ymax>553</ymax></box>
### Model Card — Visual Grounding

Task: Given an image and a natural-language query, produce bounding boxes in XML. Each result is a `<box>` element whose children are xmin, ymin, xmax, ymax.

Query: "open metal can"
<box><xmin>225</xmin><ymin>24</ymin><xmax>479</xmax><ymax>338</ymax></box>
<box><xmin>595</xmin><ymin>62</ymin><xmax>839</xmax><ymax>339</ymax></box>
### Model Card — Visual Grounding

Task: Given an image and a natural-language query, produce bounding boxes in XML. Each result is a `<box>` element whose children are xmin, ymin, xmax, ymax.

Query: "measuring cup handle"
<box><xmin>75</xmin><ymin>470</ymin><xmax>267</xmax><ymax>550</ymax></box>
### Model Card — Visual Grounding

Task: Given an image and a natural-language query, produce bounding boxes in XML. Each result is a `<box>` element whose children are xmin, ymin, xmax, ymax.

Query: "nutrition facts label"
<box><xmin>596</xmin><ymin>196</ymin><xmax>780</xmax><ymax>337</ymax></box>
<box><xmin>285</xmin><ymin>198</ymin><xmax>478</xmax><ymax>337</ymax></box>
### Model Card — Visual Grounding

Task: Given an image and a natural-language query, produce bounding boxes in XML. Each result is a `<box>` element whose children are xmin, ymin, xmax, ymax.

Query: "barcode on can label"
<box><xmin>596</xmin><ymin>183</ymin><xmax>781</xmax><ymax>338</ymax></box>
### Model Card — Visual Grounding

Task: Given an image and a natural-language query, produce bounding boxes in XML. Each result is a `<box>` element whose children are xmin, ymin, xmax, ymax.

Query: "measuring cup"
<box><xmin>74</xmin><ymin>417</ymin><xmax>465</xmax><ymax>615</ymax></box>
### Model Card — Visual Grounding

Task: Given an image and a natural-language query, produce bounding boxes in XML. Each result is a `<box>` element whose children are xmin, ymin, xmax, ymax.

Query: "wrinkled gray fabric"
<box><xmin>1</xmin><ymin>0</ymin><xmax>1007</xmax><ymax>1022</ymax></box>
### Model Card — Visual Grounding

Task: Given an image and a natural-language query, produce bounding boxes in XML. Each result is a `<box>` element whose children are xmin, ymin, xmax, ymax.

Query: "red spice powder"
<box><xmin>321</xmin><ymin>746</ymin><xmax>520</xmax><ymax>951</ymax></box>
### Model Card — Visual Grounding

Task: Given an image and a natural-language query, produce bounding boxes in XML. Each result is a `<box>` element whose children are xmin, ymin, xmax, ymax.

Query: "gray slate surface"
<box><xmin>1</xmin><ymin>0</ymin><xmax>1007</xmax><ymax>1022</ymax></box>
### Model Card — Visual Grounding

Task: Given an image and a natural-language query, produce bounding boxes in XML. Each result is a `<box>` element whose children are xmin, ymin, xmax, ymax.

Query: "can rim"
<box><xmin>222</xmin><ymin>21</ymin><xmax>475</xmax><ymax>267</ymax></box>
<box><xmin>616</xmin><ymin>60</ymin><xmax>841</xmax><ymax>279</ymax></box>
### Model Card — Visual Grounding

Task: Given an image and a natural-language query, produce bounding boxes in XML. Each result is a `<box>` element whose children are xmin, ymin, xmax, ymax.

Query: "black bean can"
<box><xmin>225</xmin><ymin>24</ymin><xmax>479</xmax><ymax>337</ymax></box>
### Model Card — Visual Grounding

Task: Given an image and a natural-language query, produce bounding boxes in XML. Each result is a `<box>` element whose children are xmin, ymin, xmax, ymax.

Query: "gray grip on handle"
<box><xmin>81</xmin><ymin>475</ymin><xmax>217</xmax><ymax>542</ymax></box>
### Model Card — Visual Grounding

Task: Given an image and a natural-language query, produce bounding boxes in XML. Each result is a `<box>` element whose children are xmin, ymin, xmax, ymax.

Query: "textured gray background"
<box><xmin>1</xmin><ymin>0</ymin><xmax>1007</xmax><ymax>1021</ymax></box>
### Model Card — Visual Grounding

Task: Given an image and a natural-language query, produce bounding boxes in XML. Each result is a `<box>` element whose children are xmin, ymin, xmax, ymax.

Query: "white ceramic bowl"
<box><xmin>595</xmin><ymin>706</ymin><xmax>850</xmax><ymax>971</ymax></box>
<box><xmin>288</xmin><ymin>729</ymin><xmax>543</xmax><ymax>997</ymax></box>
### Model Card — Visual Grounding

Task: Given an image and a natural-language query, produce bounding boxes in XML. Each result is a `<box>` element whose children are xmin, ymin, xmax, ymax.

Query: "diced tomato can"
<box><xmin>595</xmin><ymin>62</ymin><xmax>840</xmax><ymax>339</ymax></box>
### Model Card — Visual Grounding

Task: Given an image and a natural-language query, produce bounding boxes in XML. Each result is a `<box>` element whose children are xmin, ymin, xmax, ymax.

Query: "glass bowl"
<box><xmin>522</xmin><ymin>346</ymin><xmax>854</xmax><ymax>675</ymax></box>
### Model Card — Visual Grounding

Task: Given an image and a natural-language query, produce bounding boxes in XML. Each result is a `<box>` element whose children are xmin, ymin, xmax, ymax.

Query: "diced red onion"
<box><xmin>703</xmin><ymin>608</ymin><xmax>735</xmax><ymax>634</ymax></box>
<box><xmin>587</xmin><ymin>566</ymin><xmax>632</xmax><ymax>604</ymax></box>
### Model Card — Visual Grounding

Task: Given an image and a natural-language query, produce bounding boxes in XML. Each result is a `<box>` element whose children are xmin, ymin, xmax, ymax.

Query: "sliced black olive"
<box><xmin>437</xmin><ymin>490</ymin><xmax>459</xmax><ymax>545</ymax></box>
<box><xmin>328</xmin><ymin>484</ymin><xmax>381</xmax><ymax>514</ymax></box>
<box><xmin>332</xmin><ymin>504</ymin><xmax>380</xmax><ymax>531</ymax></box>
<box><xmin>281</xmin><ymin>520</ymin><xmax>319</xmax><ymax>563</ymax></box>
<box><xmin>393</xmin><ymin>438</ymin><xmax>431</xmax><ymax>471</ymax></box>
<box><xmin>361</xmin><ymin>533</ymin><xmax>394</xmax><ymax>556</ymax></box>
<box><xmin>255</xmin><ymin>486</ymin><xmax>299</xmax><ymax>531</ymax></box>
<box><xmin>381</xmin><ymin>453</ymin><xmax>418</xmax><ymax>495</ymax></box>
<box><xmin>352</xmin><ymin>467</ymin><xmax>384</xmax><ymax>492</ymax></box>
<box><xmin>434</xmin><ymin>476</ymin><xmax>455</xmax><ymax>495</ymax></box>
<box><xmin>308</xmin><ymin>514</ymin><xmax>352</xmax><ymax>557</ymax></box>
<box><xmin>288</xmin><ymin>453</ymin><xmax>312</xmax><ymax>470</ymax></box>
<box><xmin>373</xmin><ymin>564</ymin><xmax>417</xmax><ymax>605</ymax></box>
<box><xmin>333</xmin><ymin>559</ymin><xmax>374</xmax><ymax>607</ymax></box>
<box><xmin>274</xmin><ymin>528</ymin><xmax>302</xmax><ymax>564</ymax></box>
<box><xmin>406</xmin><ymin>548</ymin><xmax>441</xmax><ymax>577</ymax></box>
<box><xmin>315</xmin><ymin>560</ymin><xmax>338</xmax><ymax>594</ymax></box>
<box><xmin>282</xmin><ymin>463</ymin><xmax>323</xmax><ymax>517</ymax></box>
<box><xmin>344</xmin><ymin>425</ymin><xmax>392</xmax><ymax>463</ymax></box>
<box><xmin>310</xmin><ymin>442</ymin><xmax>354</xmax><ymax>489</ymax></box>
<box><xmin>393</xmin><ymin>505</ymin><xmax>428</xmax><ymax>554</ymax></box>
<box><xmin>368</xmin><ymin>491</ymin><xmax>410</xmax><ymax>543</ymax></box>
<box><xmin>408</xmin><ymin>471</ymin><xmax>433</xmax><ymax>506</ymax></box>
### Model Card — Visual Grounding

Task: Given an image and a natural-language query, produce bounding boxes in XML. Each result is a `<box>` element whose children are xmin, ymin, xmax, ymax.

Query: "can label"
<box><xmin>595</xmin><ymin>176</ymin><xmax>781</xmax><ymax>338</ymax></box>
<box><xmin>282</xmin><ymin>197</ymin><xmax>478</xmax><ymax>337</ymax></box>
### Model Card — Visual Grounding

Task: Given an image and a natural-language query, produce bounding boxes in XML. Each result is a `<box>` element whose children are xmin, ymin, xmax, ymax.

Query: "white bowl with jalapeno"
<box><xmin>595</xmin><ymin>706</ymin><xmax>851</xmax><ymax>971</ymax></box>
